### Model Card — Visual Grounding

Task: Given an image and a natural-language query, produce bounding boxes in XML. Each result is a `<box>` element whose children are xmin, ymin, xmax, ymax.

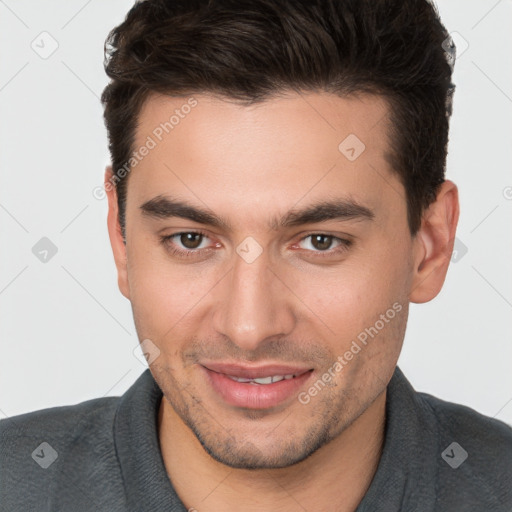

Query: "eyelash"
<box><xmin>159</xmin><ymin>231</ymin><xmax>352</xmax><ymax>260</ymax></box>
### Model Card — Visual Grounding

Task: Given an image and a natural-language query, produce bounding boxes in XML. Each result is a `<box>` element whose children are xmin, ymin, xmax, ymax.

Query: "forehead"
<box><xmin>127</xmin><ymin>91</ymin><xmax>403</xmax><ymax>230</ymax></box>
<box><xmin>135</xmin><ymin>90</ymin><xmax>391</xmax><ymax>159</ymax></box>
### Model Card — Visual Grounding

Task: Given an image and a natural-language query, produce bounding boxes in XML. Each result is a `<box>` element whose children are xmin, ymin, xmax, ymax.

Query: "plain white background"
<box><xmin>1</xmin><ymin>0</ymin><xmax>511</xmax><ymax>426</ymax></box>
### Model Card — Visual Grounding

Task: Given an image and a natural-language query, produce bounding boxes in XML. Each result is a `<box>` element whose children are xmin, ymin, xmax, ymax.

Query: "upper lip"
<box><xmin>201</xmin><ymin>362</ymin><xmax>313</xmax><ymax>379</ymax></box>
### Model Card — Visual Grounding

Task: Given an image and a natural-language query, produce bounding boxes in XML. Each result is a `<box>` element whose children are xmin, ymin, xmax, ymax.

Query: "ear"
<box><xmin>409</xmin><ymin>180</ymin><xmax>460</xmax><ymax>303</ymax></box>
<box><xmin>105</xmin><ymin>166</ymin><xmax>130</xmax><ymax>300</ymax></box>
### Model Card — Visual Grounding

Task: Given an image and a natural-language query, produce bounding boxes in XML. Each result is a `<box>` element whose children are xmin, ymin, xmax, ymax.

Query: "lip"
<box><xmin>202</xmin><ymin>362</ymin><xmax>312</xmax><ymax>379</ymax></box>
<box><xmin>201</xmin><ymin>362</ymin><xmax>314</xmax><ymax>410</ymax></box>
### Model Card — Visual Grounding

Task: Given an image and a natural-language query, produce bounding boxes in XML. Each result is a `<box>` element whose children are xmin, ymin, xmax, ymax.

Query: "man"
<box><xmin>1</xmin><ymin>0</ymin><xmax>511</xmax><ymax>510</ymax></box>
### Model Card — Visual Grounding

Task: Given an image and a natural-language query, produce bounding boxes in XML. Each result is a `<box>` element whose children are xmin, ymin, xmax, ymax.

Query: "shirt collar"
<box><xmin>356</xmin><ymin>366</ymin><xmax>439</xmax><ymax>511</ymax></box>
<box><xmin>114</xmin><ymin>369</ymin><xmax>186</xmax><ymax>511</ymax></box>
<box><xmin>114</xmin><ymin>366</ymin><xmax>438</xmax><ymax>511</ymax></box>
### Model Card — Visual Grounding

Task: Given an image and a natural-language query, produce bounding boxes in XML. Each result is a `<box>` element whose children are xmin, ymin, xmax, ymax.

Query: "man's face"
<box><xmin>116</xmin><ymin>91</ymin><xmax>417</xmax><ymax>468</ymax></box>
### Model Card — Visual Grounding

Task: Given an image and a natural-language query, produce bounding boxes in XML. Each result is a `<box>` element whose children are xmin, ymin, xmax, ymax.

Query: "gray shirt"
<box><xmin>1</xmin><ymin>366</ymin><xmax>511</xmax><ymax>511</ymax></box>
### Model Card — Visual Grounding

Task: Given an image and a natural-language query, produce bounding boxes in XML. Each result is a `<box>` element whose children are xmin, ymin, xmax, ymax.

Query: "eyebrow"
<box><xmin>139</xmin><ymin>194</ymin><xmax>374</xmax><ymax>231</ymax></box>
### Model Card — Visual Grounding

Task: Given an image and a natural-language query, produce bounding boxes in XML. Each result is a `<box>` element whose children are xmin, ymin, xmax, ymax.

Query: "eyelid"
<box><xmin>160</xmin><ymin>230</ymin><xmax>353</xmax><ymax>260</ymax></box>
<box><xmin>294</xmin><ymin>234</ymin><xmax>351</xmax><ymax>249</ymax></box>
<box><xmin>160</xmin><ymin>230</ymin><xmax>216</xmax><ymax>255</ymax></box>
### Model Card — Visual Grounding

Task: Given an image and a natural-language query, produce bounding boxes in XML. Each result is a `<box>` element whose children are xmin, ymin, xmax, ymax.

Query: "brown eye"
<box><xmin>159</xmin><ymin>230</ymin><xmax>217</xmax><ymax>260</ymax></box>
<box><xmin>295</xmin><ymin>234</ymin><xmax>352</xmax><ymax>258</ymax></box>
<box><xmin>180</xmin><ymin>232</ymin><xmax>203</xmax><ymax>249</ymax></box>
<box><xmin>310</xmin><ymin>234</ymin><xmax>334</xmax><ymax>251</ymax></box>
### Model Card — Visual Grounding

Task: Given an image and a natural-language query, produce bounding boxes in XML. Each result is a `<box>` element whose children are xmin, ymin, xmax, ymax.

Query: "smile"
<box><xmin>226</xmin><ymin>374</ymin><xmax>299</xmax><ymax>384</ymax></box>
<box><xmin>201</xmin><ymin>363</ymin><xmax>314</xmax><ymax>409</ymax></box>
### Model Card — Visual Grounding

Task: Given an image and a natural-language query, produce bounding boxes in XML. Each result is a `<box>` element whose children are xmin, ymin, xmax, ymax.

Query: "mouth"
<box><xmin>226</xmin><ymin>373</ymin><xmax>303</xmax><ymax>384</ymax></box>
<box><xmin>200</xmin><ymin>362</ymin><xmax>314</xmax><ymax>410</ymax></box>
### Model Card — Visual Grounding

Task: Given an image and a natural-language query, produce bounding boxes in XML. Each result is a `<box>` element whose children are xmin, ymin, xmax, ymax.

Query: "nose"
<box><xmin>212</xmin><ymin>247</ymin><xmax>296</xmax><ymax>352</ymax></box>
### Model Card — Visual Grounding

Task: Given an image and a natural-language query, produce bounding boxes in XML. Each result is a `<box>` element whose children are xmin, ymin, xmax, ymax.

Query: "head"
<box><xmin>102</xmin><ymin>0</ymin><xmax>459</xmax><ymax>469</ymax></box>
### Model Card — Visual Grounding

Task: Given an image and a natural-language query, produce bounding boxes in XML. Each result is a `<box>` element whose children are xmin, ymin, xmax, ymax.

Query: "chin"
<box><xmin>191</xmin><ymin>422</ymin><xmax>332</xmax><ymax>470</ymax></box>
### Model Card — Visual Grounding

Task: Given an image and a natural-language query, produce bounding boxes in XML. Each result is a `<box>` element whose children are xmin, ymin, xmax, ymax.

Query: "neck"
<box><xmin>158</xmin><ymin>390</ymin><xmax>386</xmax><ymax>512</ymax></box>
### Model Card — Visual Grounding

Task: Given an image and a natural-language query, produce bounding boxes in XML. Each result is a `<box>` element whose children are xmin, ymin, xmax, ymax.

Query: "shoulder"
<box><xmin>417</xmin><ymin>390</ymin><xmax>512</xmax><ymax>510</ymax></box>
<box><xmin>0</xmin><ymin>394</ymin><xmax>120</xmax><ymax>449</ymax></box>
<box><xmin>0</xmin><ymin>396</ymin><xmax>126</xmax><ymax>511</ymax></box>
<box><xmin>418</xmin><ymin>390</ymin><xmax>512</xmax><ymax>453</ymax></box>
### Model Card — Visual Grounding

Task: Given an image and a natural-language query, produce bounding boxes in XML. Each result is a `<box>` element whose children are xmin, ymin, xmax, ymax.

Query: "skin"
<box><xmin>105</xmin><ymin>91</ymin><xmax>459</xmax><ymax>511</ymax></box>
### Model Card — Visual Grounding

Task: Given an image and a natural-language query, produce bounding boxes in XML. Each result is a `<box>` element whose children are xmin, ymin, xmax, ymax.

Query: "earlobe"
<box><xmin>104</xmin><ymin>167</ymin><xmax>131</xmax><ymax>300</ymax></box>
<box><xmin>409</xmin><ymin>180</ymin><xmax>460</xmax><ymax>304</ymax></box>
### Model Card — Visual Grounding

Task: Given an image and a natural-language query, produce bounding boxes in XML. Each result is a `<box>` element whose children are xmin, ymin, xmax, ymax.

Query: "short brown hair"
<box><xmin>101</xmin><ymin>0</ymin><xmax>456</xmax><ymax>240</ymax></box>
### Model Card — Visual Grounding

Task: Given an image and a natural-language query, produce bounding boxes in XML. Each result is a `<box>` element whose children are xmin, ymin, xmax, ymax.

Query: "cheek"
<box><xmin>295</xmin><ymin>242</ymin><xmax>411</xmax><ymax>342</ymax></box>
<box><xmin>126</xmin><ymin>242</ymin><xmax>214</xmax><ymax>338</ymax></box>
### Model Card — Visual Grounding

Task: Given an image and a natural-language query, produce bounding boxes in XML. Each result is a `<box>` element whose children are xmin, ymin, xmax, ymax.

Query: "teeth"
<box><xmin>228</xmin><ymin>374</ymin><xmax>296</xmax><ymax>384</ymax></box>
<box><xmin>230</xmin><ymin>376</ymin><xmax>253</xmax><ymax>383</ymax></box>
<box><xmin>253</xmin><ymin>376</ymin><xmax>274</xmax><ymax>384</ymax></box>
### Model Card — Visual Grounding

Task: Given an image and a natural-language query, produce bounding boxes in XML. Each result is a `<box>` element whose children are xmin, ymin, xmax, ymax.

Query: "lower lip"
<box><xmin>203</xmin><ymin>367</ymin><xmax>313</xmax><ymax>409</ymax></box>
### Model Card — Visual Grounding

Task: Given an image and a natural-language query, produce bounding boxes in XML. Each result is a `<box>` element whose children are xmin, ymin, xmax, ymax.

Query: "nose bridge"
<box><xmin>212</xmin><ymin>248</ymin><xmax>295</xmax><ymax>351</ymax></box>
